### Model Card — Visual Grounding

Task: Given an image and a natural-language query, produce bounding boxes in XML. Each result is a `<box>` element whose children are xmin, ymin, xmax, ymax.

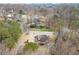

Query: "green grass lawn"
<box><xmin>30</xmin><ymin>27</ymin><xmax>52</xmax><ymax>31</ymax></box>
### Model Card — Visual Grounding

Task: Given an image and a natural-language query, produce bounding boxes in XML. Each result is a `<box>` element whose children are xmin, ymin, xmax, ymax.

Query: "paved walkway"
<box><xmin>14</xmin><ymin>33</ymin><xmax>29</xmax><ymax>54</ymax></box>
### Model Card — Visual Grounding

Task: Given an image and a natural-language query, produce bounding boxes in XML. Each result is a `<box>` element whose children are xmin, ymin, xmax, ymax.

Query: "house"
<box><xmin>31</xmin><ymin>15</ymin><xmax>40</xmax><ymax>26</ymax></box>
<box><xmin>6</xmin><ymin>13</ymin><xmax>14</xmax><ymax>20</ymax></box>
<box><xmin>39</xmin><ymin>16</ymin><xmax>46</xmax><ymax>27</ymax></box>
<box><xmin>15</xmin><ymin>14</ymin><xmax>21</xmax><ymax>22</ymax></box>
<box><xmin>16</xmin><ymin>14</ymin><xmax>31</xmax><ymax>23</ymax></box>
<box><xmin>6</xmin><ymin>9</ymin><xmax>16</xmax><ymax>20</ymax></box>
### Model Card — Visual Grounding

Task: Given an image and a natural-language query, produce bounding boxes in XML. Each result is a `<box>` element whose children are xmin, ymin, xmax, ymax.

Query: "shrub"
<box><xmin>37</xmin><ymin>25</ymin><xmax>44</xmax><ymax>29</ymax></box>
<box><xmin>4</xmin><ymin>36</ymin><xmax>15</xmax><ymax>49</ymax></box>
<box><xmin>30</xmin><ymin>24</ymin><xmax>36</xmax><ymax>28</ymax></box>
<box><xmin>23</xmin><ymin>42</ymin><xmax>38</xmax><ymax>52</ymax></box>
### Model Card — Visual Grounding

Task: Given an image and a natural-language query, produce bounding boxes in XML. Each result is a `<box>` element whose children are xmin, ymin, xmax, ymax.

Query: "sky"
<box><xmin>0</xmin><ymin>0</ymin><xmax>79</xmax><ymax>4</ymax></box>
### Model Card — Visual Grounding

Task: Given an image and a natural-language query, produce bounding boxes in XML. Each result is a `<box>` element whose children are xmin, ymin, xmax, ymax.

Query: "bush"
<box><xmin>23</xmin><ymin>42</ymin><xmax>38</xmax><ymax>52</ymax></box>
<box><xmin>30</xmin><ymin>24</ymin><xmax>36</xmax><ymax>28</ymax></box>
<box><xmin>37</xmin><ymin>25</ymin><xmax>44</xmax><ymax>29</ymax></box>
<box><xmin>4</xmin><ymin>36</ymin><xmax>15</xmax><ymax>49</ymax></box>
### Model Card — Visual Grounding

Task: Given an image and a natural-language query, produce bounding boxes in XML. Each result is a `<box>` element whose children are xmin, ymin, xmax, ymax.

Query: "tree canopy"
<box><xmin>0</xmin><ymin>20</ymin><xmax>21</xmax><ymax>49</ymax></box>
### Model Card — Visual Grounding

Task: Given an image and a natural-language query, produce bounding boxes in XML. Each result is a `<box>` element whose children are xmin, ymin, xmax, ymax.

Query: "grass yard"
<box><xmin>30</xmin><ymin>27</ymin><xmax>52</xmax><ymax>31</ymax></box>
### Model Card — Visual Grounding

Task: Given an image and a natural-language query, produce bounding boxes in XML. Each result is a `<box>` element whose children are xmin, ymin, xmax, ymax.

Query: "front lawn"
<box><xmin>30</xmin><ymin>27</ymin><xmax>52</xmax><ymax>31</ymax></box>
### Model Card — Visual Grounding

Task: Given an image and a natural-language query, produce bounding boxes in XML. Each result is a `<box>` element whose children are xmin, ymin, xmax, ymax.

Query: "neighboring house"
<box><xmin>15</xmin><ymin>14</ymin><xmax>21</xmax><ymax>21</ymax></box>
<box><xmin>31</xmin><ymin>15</ymin><xmax>40</xmax><ymax>26</ymax></box>
<box><xmin>39</xmin><ymin>16</ymin><xmax>46</xmax><ymax>26</ymax></box>
<box><xmin>16</xmin><ymin>14</ymin><xmax>31</xmax><ymax>23</ymax></box>
<box><xmin>26</xmin><ymin>15</ymin><xmax>32</xmax><ymax>24</ymax></box>
<box><xmin>31</xmin><ymin>15</ymin><xmax>47</xmax><ymax>27</ymax></box>
<box><xmin>6</xmin><ymin>9</ymin><xmax>16</xmax><ymax>20</ymax></box>
<box><xmin>40</xmin><ymin>16</ymin><xmax>46</xmax><ymax>22</ymax></box>
<box><xmin>6</xmin><ymin>13</ymin><xmax>14</xmax><ymax>20</ymax></box>
<box><xmin>0</xmin><ymin>9</ymin><xmax>6</xmax><ymax>20</ymax></box>
<box><xmin>21</xmin><ymin>14</ymin><xmax>27</xmax><ymax>22</ymax></box>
